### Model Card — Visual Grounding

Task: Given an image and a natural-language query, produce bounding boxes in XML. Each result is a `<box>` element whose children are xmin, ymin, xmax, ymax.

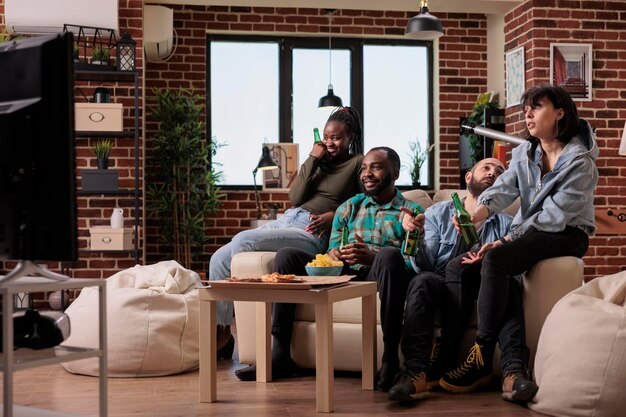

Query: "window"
<box><xmin>208</xmin><ymin>35</ymin><xmax>433</xmax><ymax>188</ymax></box>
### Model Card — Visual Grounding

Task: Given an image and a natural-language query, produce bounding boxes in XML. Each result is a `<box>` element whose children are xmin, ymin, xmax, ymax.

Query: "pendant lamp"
<box><xmin>405</xmin><ymin>0</ymin><xmax>444</xmax><ymax>40</ymax></box>
<box><xmin>318</xmin><ymin>10</ymin><xmax>343</xmax><ymax>109</ymax></box>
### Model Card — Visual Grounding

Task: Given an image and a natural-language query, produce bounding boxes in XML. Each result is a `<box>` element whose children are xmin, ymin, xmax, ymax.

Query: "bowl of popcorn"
<box><xmin>305</xmin><ymin>254</ymin><xmax>344</xmax><ymax>276</ymax></box>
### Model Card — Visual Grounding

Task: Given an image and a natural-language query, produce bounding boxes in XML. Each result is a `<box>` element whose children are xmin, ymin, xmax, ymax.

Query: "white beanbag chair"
<box><xmin>529</xmin><ymin>271</ymin><xmax>626</xmax><ymax>417</ymax></box>
<box><xmin>61</xmin><ymin>261</ymin><xmax>201</xmax><ymax>377</ymax></box>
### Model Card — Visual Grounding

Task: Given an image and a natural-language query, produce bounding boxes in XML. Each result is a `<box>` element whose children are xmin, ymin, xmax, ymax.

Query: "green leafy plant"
<box><xmin>146</xmin><ymin>88</ymin><xmax>224</xmax><ymax>268</ymax></box>
<box><xmin>73</xmin><ymin>44</ymin><xmax>80</xmax><ymax>60</ymax></box>
<box><xmin>92</xmin><ymin>139</ymin><xmax>113</xmax><ymax>160</ymax></box>
<box><xmin>466</xmin><ymin>92</ymin><xmax>500</xmax><ymax>165</ymax></box>
<box><xmin>91</xmin><ymin>46</ymin><xmax>109</xmax><ymax>63</ymax></box>
<box><xmin>405</xmin><ymin>139</ymin><xmax>435</xmax><ymax>187</ymax></box>
<box><xmin>0</xmin><ymin>26</ymin><xmax>24</xmax><ymax>43</ymax></box>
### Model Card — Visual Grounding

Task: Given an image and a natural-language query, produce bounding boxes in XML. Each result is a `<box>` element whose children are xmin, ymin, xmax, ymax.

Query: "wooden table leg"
<box><xmin>256</xmin><ymin>302</ymin><xmax>272</xmax><ymax>382</ymax></box>
<box><xmin>361</xmin><ymin>293</ymin><xmax>377</xmax><ymax>390</ymax></box>
<box><xmin>315</xmin><ymin>302</ymin><xmax>334</xmax><ymax>413</ymax></box>
<box><xmin>199</xmin><ymin>299</ymin><xmax>217</xmax><ymax>402</ymax></box>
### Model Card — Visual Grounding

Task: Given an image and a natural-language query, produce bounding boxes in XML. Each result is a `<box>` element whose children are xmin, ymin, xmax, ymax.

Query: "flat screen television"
<box><xmin>0</xmin><ymin>33</ymin><xmax>77</xmax><ymax>272</ymax></box>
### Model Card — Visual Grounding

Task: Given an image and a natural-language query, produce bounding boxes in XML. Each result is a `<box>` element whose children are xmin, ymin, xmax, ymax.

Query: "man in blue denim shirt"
<box><xmin>388</xmin><ymin>157</ymin><xmax>510</xmax><ymax>402</ymax></box>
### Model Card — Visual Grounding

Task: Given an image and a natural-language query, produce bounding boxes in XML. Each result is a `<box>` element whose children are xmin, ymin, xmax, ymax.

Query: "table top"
<box><xmin>198</xmin><ymin>281</ymin><xmax>377</xmax><ymax>304</ymax></box>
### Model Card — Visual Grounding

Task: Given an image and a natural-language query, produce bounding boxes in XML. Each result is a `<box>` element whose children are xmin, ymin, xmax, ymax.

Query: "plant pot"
<box><xmin>97</xmin><ymin>158</ymin><xmax>109</xmax><ymax>170</ymax></box>
<box><xmin>92</xmin><ymin>60</ymin><xmax>107</xmax><ymax>65</ymax></box>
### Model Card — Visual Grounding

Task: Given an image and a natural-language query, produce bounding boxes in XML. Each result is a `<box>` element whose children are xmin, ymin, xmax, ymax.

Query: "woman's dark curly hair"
<box><xmin>520</xmin><ymin>85</ymin><xmax>580</xmax><ymax>144</ymax></box>
<box><xmin>326</xmin><ymin>106</ymin><xmax>363</xmax><ymax>155</ymax></box>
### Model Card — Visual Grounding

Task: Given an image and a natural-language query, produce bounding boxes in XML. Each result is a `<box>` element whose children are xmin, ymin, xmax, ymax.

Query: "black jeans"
<box><xmin>272</xmin><ymin>246</ymin><xmax>413</xmax><ymax>359</ymax></box>
<box><xmin>445</xmin><ymin>226</ymin><xmax>589</xmax><ymax>372</ymax></box>
<box><xmin>401</xmin><ymin>271</ymin><xmax>447</xmax><ymax>373</ymax></box>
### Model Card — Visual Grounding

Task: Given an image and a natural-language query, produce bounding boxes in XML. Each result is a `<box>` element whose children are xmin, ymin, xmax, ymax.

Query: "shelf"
<box><xmin>77</xmin><ymin>189</ymin><xmax>136</xmax><ymax>196</ymax></box>
<box><xmin>75</xmin><ymin>69</ymin><xmax>136</xmax><ymax>83</ymax></box>
<box><xmin>0</xmin><ymin>277</ymin><xmax>104</xmax><ymax>294</ymax></box>
<box><xmin>0</xmin><ymin>405</ymin><xmax>84</xmax><ymax>417</ymax></box>
<box><xmin>1</xmin><ymin>346</ymin><xmax>99</xmax><ymax>372</ymax></box>
<box><xmin>79</xmin><ymin>249</ymin><xmax>139</xmax><ymax>255</ymax></box>
<box><xmin>75</xmin><ymin>130</ymin><xmax>136</xmax><ymax>138</ymax></box>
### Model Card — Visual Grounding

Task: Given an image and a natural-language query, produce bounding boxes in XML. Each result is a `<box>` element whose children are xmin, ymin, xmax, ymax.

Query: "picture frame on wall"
<box><xmin>505</xmin><ymin>46</ymin><xmax>525</xmax><ymax>108</ymax></box>
<box><xmin>262</xmin><ymin>143</ymin><xmax>299</xmax><ymax>191</ymax></box>
<box><xmin>550</xmin><ymin>43</ymin><xmax>593</xmax><ymax>102</ymax></box>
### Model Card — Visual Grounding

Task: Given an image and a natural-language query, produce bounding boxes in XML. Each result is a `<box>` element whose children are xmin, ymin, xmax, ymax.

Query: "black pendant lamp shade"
<box><xmin>318</xmin><ymin>85</ymin><xmax>343</xmax><ymax>108</ymax></box>
<box><xmin>405</xmin><ymin>0</ymin><xmax>444</xmax><ymax>40</ymax></box>
<box><xmin>255</xmin><ymin>145</ymin><xmax>279</xmax><ymax>171</ymax></box>
<box><xmin>318</xmin><ymin>9</ymin><xmax>343</xmax><ymax>109</ymax></box>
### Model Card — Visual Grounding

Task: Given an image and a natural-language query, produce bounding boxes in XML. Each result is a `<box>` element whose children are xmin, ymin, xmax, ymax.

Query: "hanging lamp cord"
<box><xmin>328</xmin><ymin>12</ymin><xmax>333</xmax><ymax>88</ymax></box>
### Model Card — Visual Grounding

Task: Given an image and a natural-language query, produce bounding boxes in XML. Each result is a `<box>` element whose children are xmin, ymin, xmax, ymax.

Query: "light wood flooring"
<box><xmin>4</xmin><ymin>346</ymin><xmax>541</xmax><ymax>417</ymax></box>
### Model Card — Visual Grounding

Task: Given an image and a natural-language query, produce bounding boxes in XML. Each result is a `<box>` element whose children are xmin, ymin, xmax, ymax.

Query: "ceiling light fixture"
<box><xmin>405</xmin><ymin>0</ymin><xmax>444</xmax><ymax>41</ymax></box>
<box><xmin>318</xmin><ymin>9</ymin><xmax>343</xmax><ymax>109</ymax></box>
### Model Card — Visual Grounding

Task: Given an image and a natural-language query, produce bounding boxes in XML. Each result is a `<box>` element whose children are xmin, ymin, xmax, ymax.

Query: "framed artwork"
<box><xmin>262</xmin><ymin>143</ymin><xmax>299</xmax><ymax>191</ymax></box>
<box><xmin>550</xmin><ymin>43</ymin><xmax>592</xmax><ymax>101</ymax></box>
<box><xmin>505</xmin><ymin>46</ymin><xmax>525</xmax><ymax>108</ymax></box>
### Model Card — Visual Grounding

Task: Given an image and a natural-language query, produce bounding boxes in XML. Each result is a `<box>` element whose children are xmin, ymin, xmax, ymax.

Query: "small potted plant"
<box><xmin>73</xmin><ymin>44</ymin><xmax>81</xmax><ymax>63</ymax></box>
<box><xmin>92</xmin><ymin>139</ymin><xmax>113</xmax><ymax>169</ymax></box>
<box><xmin>406</xmin><ymin>139</ymin><xmax>435</xmax><ymax>188</ymax></box>
<box><xmin>91</xmin><ymin>45</ymin><xmax>110</xmax><ymax>65</ymax></box>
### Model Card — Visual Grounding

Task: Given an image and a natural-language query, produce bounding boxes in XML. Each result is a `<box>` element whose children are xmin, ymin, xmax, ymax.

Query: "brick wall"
<box><xmin>144</xmin><ymin>6</ymin><xmax>489</xmax><ymax>272</ymax></box>
<box><xmin>504</xmin><ymin>0</ymin><xmax>626</xmax><ymax>278</ymax></box>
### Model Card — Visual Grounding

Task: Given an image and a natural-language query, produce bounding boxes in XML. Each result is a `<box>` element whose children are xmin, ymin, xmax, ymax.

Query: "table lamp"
<box><xmin>253</xmin><ymin>145</ymin><xmax>279</xmax><ymax>219</ymax></box>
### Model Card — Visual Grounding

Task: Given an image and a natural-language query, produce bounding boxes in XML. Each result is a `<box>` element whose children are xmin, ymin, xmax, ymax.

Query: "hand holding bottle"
<box><xmin>309</xmin><ymin>127</ymin><xmax>327</xmax><ymax>160</ymax></box>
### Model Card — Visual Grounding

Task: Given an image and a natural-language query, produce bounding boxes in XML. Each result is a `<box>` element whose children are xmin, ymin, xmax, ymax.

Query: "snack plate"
<box><xmin>207</xmin><ymin>275</ymin><xmax>356</xmax><ymax>290</ymax></box>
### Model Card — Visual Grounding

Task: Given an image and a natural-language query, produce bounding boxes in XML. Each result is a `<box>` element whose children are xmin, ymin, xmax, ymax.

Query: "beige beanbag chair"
<box><xmin>61</xmin><ymin>261</ymin><xmax>201</xmax><ymax>377</ymax></box>
<box><xmin>529</xmin><ymin>271</ymin><xmax>626</xmax><ymax>417</ymax></box>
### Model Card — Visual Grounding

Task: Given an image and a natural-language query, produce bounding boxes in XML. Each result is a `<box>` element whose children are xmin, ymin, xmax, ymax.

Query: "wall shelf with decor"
<box><xmin>74</xmin><ymin>68</ymin><xmax>141</xmax><ymax>265</ymax></box>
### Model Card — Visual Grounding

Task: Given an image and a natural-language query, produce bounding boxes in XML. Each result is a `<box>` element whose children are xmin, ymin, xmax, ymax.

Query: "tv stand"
<box><xmin>0</xmin><ymin>260</ymin><xmax>69</xmax><ymax>285</ymax></box>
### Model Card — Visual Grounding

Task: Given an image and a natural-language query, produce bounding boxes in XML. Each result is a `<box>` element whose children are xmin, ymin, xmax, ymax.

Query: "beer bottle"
<box><xmin>340</xmin><ymin>226</ymin><xmax>349</xmax><ymax>249</ymax></box>
<box><xmin>451</xmin><ymin>192</ymin><xmax>479</xmax><ymax>246</ymax></box>
<box><xmin>402</xmin><ymin>208</ymin><xmax>421</xmax><ymax>256</ymax></box>
<box><xmin>313</xmin><ymin>127</ymin><xmax>322</xmax><ymax>143</ymax></box>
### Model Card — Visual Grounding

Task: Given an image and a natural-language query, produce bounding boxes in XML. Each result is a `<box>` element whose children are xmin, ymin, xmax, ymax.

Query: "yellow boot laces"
<box><xmin>446</xmin><ymin>343</ymin><xmax>485</xmax><ymax>379</ymax></box>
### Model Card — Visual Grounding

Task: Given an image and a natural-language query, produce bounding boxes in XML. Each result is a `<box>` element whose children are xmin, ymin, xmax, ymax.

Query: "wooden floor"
<box><xmin>3</xmin><ymin>348</ymin><xmax>541</xmax><ymax>417</ymax></box>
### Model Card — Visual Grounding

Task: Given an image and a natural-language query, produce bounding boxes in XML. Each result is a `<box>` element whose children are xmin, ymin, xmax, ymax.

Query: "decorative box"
<box><xmin>89</xmin><ymin>226</ymin><xmax>134</xmax><ymax>250</ymax></box>
<box><xmin>75</xmin><ymin>103</ymin><xmax>123</xmax><ymax>132</ymax></box>
<box><xmin>81</xmin><ymin>169</ymin><xmax>118</xmax><ymax>192</ymax></box>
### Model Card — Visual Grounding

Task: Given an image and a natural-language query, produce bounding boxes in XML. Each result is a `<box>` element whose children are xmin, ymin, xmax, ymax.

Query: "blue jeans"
<box><xmin>208</xmin><ymin>207</ymin><xmax>329</xmax><ymax>325</ymax></box>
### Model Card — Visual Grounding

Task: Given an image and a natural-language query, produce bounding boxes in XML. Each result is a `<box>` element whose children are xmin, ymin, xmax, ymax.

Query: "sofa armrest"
<box><xmin>231</xmin><ymin>251</ymin><xmax>277</xmax><ymax>277</ymax></box>
<box><xmin>523</xmin><ymin>256</ymin><xmax>584</xmax><ymax>368</ymax></box>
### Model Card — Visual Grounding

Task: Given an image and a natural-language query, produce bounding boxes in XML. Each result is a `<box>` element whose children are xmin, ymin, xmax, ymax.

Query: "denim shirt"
<box><xmin>410</xmin><ymin>199</ymin><xmax>511</xmax><ymax>274</ymax></box>
<box><xmin>477</xmin><ymin>120</ymin><xmax>599</xmax><ymax>240</ymax></box>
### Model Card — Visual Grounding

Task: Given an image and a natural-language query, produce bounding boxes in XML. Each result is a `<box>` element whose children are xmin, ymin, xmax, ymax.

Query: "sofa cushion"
<box><xmin>529</xmin><ymin>272</ymin><xmax>626</xmax><ymax>417</ymax></box>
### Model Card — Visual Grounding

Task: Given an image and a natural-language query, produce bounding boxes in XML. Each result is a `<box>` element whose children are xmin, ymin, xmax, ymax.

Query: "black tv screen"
<box><xmin>0</xmin><ymin>33</ymin><xmax>77</xmax><ymax>263</ymax></box>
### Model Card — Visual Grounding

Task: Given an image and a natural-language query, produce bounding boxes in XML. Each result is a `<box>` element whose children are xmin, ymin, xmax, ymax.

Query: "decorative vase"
<box><xmin>97</xmin><ymin>158</ymin><xmax>109</xmax><ymax>170</ymax></box>
<box><xmin>110</xmin><ymin>208</ymin><xmax>124</xmax><ymax>228</ymax></box>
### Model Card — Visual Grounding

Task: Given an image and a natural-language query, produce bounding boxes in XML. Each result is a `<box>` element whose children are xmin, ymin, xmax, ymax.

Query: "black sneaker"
<box><xmin>439</xmin><ymin>342</ymin><xmax>493</xmax><ymax>393</ymax></box>
<box><xmin>235</xmin><ymin>359</ymin><xmax>300</xmax><ymax>381</ymax></box>
<box><xmin>502</xmin><ymin>368</ymin><xmax>538</xmax><ymax>402</ymax></box>
<box><xmin>377</xmin><ymin>361</ymin><xmax>400</xmax><ymax>392</ymax></box>
<box><xmin>388</xmin><ymin>370</ymin><xmax>429</xmax><ymax>402</ymax></box>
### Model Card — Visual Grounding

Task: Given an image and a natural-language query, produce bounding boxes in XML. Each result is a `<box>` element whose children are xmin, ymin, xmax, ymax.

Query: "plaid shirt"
<box><xmin>328</xmin><ymin>190</ymin><xmax>424</xmax><ymax>269</ymax></box>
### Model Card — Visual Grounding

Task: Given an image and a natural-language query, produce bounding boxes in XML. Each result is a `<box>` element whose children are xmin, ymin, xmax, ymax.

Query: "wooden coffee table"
<box><xmin>198</xmin><ymin>280</ymin><xmax>377</xmax><ymax>413</ymax></box>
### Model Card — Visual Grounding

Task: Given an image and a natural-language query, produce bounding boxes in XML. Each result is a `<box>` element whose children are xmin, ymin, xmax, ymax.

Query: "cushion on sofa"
<box><xmin>61</xmin><ymin>261</ymin><xmax>201</xmax><ymax>377</ymax></box>
<box><xmin>529</xmin><ymin>271</ymin><xmax>626</xmax><ymax>417</ymax></box>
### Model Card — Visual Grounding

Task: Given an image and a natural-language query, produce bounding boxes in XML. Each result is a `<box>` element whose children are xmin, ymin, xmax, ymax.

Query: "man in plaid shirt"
<box><xmin>235</xmin><ymin>146</ymin><xmax>424</xmax><ymax>383</ymax></box>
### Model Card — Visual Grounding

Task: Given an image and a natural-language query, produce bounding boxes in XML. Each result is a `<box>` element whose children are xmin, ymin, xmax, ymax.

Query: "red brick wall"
<box><xmin>504</xmin><ymin>0</ymin><xmax>626</xmax><ymax>278</ymax></box>
<box><xmin>143</xmin><ymin>6</ymin><xmax>489</xmax><ymax>272</ymax></box>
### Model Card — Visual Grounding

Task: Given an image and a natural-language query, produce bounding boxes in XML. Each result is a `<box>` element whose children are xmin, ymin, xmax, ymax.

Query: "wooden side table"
<box><xmin>198</xmin><ymin>281</ymin><xmax>377</xmax><ymax>413</ymax></box>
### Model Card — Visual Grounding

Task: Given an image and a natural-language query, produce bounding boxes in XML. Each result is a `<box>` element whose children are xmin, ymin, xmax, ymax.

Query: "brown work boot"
<box><xmin>388</xmin><ymin>370</ymin><xmax>429</xmax><ymax>402</ymax></box>
<box><xmin>502</xmin><ymin>368</ymin><xmax>538</xmax><ymax>403</ymax></box>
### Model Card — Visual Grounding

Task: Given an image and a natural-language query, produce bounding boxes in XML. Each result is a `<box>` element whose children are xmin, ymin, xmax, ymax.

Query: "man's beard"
<box><xmin>360</xmin><ymin>171</ymin><xmax>393</xmax><ymax>196</ymax></box>
<box><xmin>467</xmin><ymin>176</ymin><xmax>491</xmax><ymax>198</ymax></box>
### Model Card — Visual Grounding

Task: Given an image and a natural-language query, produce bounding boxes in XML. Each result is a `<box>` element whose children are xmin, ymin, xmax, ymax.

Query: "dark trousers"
<box><xmin>401</xmin><ymin>271</ymin><xmax>447</xmax><ymax>373</ymax></box>
<box><xmin>272</xmin><ymin>246</ymin><xmax>413</xmax><ymax>361</ymax></box>
<box><xmin>445</xmin><ymin>226</ymin><xmax>589</xmax><ymax>372</ymax></box>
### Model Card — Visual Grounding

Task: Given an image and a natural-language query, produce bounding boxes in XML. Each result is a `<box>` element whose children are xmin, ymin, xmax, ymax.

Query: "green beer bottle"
<box><xmin>340</xmin><ymin>226</ymin><xmax>349</xmax><ymax>249</ymax></box>
<box><xmin>402</xmin><ymin>208</ymin><xmax>421</xmax><ymax>256</ymax></box>
<box><xmin>451</xmin><ymin>192</ymin><xmax>479</xmax><ymax>246</ymax></box>
<box><xmin>313</xmin><ymin>127</ymin><xmax>322</xmax><ymax>143</ymax></box>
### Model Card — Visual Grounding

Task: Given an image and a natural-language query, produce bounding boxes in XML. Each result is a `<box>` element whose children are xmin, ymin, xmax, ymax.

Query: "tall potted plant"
<box><xmin>146</xmin><ymin>88</ymin><xmax>224</xmax><ymax>268</ymax></box>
